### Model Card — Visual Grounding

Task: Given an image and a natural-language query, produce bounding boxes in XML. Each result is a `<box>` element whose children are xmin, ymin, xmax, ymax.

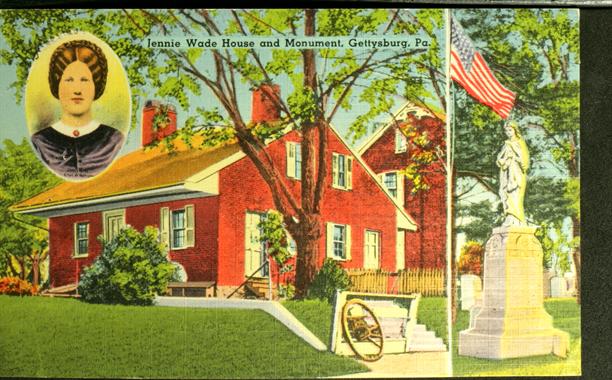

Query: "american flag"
<box><xmin>451</xmin><ymin>18</ymin><xmax>516</xmax><ymax>119</ymax></box>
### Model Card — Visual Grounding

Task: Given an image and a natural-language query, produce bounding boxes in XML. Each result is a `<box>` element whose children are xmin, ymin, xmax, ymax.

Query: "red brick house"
<box><xmin>12</xmin><ymin>91</ymin><xmax>417</xmax><ymax>296</ymax></box>
<box><xmin>360</xmin><ymin>102</ymin><xmax>446</xmax><ymax>269</ymax></box>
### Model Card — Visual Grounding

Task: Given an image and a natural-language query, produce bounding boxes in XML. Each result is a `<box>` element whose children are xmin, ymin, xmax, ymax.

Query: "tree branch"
<box><xmin>456</xmin><ymin>170</ymin><xmax>496</xmax><ymax>194</ymax></box>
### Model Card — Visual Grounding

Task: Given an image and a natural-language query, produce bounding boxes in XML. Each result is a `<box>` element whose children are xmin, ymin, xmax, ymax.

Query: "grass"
<box><xmin>452</xmin><ymin>298</ymin><xmax>581</xmax><ymax>376</ymax></box>
<box><xmin>417</xmin><ymin>297</ymin><xmax>448</xmax><ymax>345</ymax></box>
<box><xmin>283</xmin><ymin>298</ymin><xmax>334</xmax><ymax>345</ymax></box>
<box><xmin>0</xmin><ymin>295</ymin><xmax>367</xmax><ymax>378</ymax></box>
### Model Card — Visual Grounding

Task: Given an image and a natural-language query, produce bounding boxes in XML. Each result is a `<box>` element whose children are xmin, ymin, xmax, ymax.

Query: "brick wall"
<box><xmin>361</xmin><ymin>117</ymin><xmax>447</xmax><ymax>269</ymax></box>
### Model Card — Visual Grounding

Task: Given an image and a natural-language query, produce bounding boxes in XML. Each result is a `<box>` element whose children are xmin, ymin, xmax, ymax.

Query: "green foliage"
<box><xmin>78</xmin><ymin>226</ymin><xmax>177</xmax><ymax>305</ymax></box>
<box><xmin>457</xmin><ymin>241</ymin><xmax>484</xmax><ymax>276</ymax></box>
<box><xmin>258</xmin><ymin>210</ymin><xmax>291</xmax><ymax>267</ymax></box>
<box><xmin>456</xmin><ymin>199</ymin><xmax>502</xmax><ymax>243</ymax></box>
<box><xmin>535</xmin><ymin>222</ymin><xmax>577</xmax><ymax>274</ymax></box>
<box><xmin>307</xmin><ymin>258</ymin><xmax>351</xmax><ymax>304</ymax></box>
<box><xmin>0</xmin><ymin>139</ymin><xmax>61</xmax><ymax>281</ymax></box>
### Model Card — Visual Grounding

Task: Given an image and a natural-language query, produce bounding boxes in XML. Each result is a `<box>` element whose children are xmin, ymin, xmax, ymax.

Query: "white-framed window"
<box><xmin>332</xmin><ymin>153</ymin><xmax>353</xmax><ymax>190</ymax></box>
<box><xmin>286</xmin><ymin>141</ymin><xmax>302</xmax><ymax>180</ymax></box>
<box><xmin>383</xmin><ymin>172</ymin><xmax>398</xmax><ymax>198</ymax></box>
<box><xmin>160</xmin><ymin>205</ymin><xmax>195</xmax><ymax>250</ymax></box>
<box><xmin>395</xmin><ymin>128</ymin><xmax>407</xmax><ymax>153</ymax></box>
<box><xmin>103</xmin><ymin>209</ymin><xmax>125</xmax><ymax>242</ymax></box>
<box><xmin>326</xmin><ymin>222</ymin><xmax>351</xmax><ymax>260</ymax></box>
<box><xmin>379</xmin><ymin>171</ymin><xmax>405</xmax><ymax>206</ymax></box>
<box><xmin>73</xmin><ymin>222</ymin><xmax>89</xmax><ymax>257</ymax></box>
<box><xmin>287</xmin><ymin>232</ymin><xmax>297</xmax><ymax>256</ymax></box>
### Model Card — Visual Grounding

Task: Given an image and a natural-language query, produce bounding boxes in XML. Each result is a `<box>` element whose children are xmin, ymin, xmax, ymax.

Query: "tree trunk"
<box><xmin>294</xmin><ymin>213</ymin><xmax>321</xmax><ymax>298</ymax></box>
<box><xmin>292</xmin><ymin>8</ymin><xmax>322</xmax><ymax>299</ymax></box>
<box><xmin>572</xmin><ymin>215</ymin><xmax>581</xmax><ymax>304</ymax></box>
<box><xmin>32</xmin><ymin>254</ymin><xmax>40</xmax><ymax>289</ymax></box>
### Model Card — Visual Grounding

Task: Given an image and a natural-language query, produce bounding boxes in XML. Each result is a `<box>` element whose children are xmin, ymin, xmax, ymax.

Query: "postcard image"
<box><xmin>0</xmin><ymin>7</ymin><xmax>579</xmax><ymax>378</ymax></box>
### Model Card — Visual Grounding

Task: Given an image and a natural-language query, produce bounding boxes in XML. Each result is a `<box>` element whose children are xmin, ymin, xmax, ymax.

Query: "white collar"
<box><xmin>51</xmin><ymin>120</ymin><xmax>101</xmax><ymax>137</ymax></box>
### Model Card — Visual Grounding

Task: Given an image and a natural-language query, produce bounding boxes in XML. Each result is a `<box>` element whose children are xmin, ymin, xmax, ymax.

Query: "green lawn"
<box><xmin>0</xmin><ymin>295</ymin><xmax>367</xmax><ymax>378</ymax></box>
<box><xmin>452</xmin><ymin>298</ymin><xmax>581</xmax><ymax>376</ymax></box>
<box><xmin>417</xmin><ymin>297</ymin><xmax>448</xmax><ymax>345</ymax></box>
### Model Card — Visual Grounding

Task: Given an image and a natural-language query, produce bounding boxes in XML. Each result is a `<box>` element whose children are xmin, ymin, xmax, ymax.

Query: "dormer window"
<box><xmin>395</xmin><ymin>128</ymin><xmax>407</xmax><ymax>153</ymax></box>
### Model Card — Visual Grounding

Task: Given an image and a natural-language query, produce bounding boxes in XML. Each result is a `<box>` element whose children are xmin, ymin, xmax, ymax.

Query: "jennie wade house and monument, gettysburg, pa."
<box><xmin>0</xmin><ymin>8</ymin><xmax>581</xmax><ymax>378</ymax></box>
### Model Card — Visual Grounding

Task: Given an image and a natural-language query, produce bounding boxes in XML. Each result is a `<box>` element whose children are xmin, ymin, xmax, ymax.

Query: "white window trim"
<box><xmin>395</xmin><ymin>128</ymin><xmax>407</xmax><ymax>154</ymax></box>
<box><xmin>286</xmin><ymin>141</ymin><xmax>302</xmax><ymax>181</ymax></box>
<box><xmin>102</xmin><ymin>209</ymin><xmax>126</xmax><ymax>242</ymax></box>
<box><xmin>379</xmin><ymin>170</ymin><xmax>405</xmax><ymax>207</ymax></box>
<box><xmin>73</xmin><ymin>221</ymin><xmax>89</xmax><ymax>258</ymax></box>
<box><xmin>326</xmin><ymin>222</ymin><xmax>352</xmax><ymax>261</ymax></box>
<box><xmin>160</xmin><ymin>207</ymin><xmax>170</xmax><ymax>251</ymax></box>
<box><xmin>332</xmin><ymin>153</ymin><xmax>353</xmax><ymax>191</ymax></box>
<box><xmin>363</xmin><ymin>229</ymin><xmax>381</xmax><ymax>269</ymax></box>
<box><xmin>170</xmin><ymin>205</ymin><xmax>195</xmax><ymax>250</ymax></box>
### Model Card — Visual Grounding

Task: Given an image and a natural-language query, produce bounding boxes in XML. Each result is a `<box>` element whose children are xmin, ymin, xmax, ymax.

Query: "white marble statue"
<box><xmin>496</xmin><ymin>121</ymin><xmax>529</xmax><ymax>226</ymax></box>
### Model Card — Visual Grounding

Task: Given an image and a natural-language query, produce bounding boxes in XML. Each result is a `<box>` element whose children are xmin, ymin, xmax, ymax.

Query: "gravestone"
<box><xmin>460</xmin><ymin>274</ymin><xmax>482</xmax><ymax>311</ymax></box>
<box><xmin>550</xmin><ymin>276</ymin><xmax>568</xmax><ymax>298</ymax></box>
<box><xmin>458</xmin><ymin>226</ymin><xmax>569</xmax><ymax>359</ymax></box>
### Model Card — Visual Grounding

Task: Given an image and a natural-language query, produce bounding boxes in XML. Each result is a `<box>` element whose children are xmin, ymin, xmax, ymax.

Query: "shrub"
<box><xmin>458</xmin><ymin>241</ymin><xmax>485</xmax><ymax>276</ymax></box>
<box><xmin>78</xmin><ymin>226</ymin><xmax>178</xmax><ymax>306</ymax></box>
<box><xmin>0</xmin><ymin>277</ymin><xmax>37</xmax><ymax>296</ymax></box>
<box><xmin>307</xmin><ymin>258</ymin><xmax>351</xmax><ymax>304</ymax></box>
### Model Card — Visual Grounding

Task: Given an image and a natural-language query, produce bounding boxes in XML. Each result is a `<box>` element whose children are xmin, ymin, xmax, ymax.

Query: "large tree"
<box><xmin>0</xmin><ymin>139</ymin><xmax>61</xmax><ymax>286</ymax></box>
<box><xmin>452</xmin><ymin>9</ymin><xmax>580</xmax><ymax>302</ymax></box>
<box><xmin>1</xmin><ymin>9</ymin><xmax>445</xmax><ymax>297</ymax></box>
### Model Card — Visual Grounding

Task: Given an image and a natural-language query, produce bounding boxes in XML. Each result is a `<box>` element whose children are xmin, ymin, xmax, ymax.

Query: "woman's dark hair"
<box><xmin>48</xmin><ymin>39</ymin><xmax>108</xmax><ymax>100</ymax></box>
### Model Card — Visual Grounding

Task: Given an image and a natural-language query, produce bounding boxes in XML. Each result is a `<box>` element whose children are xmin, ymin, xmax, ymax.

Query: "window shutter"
<box><xmin>396</xmin><ymin>229</ymin><xmax>405</xmax><ymax>271</ymax></box>
<box><xmin>73</xmin><ymin>223</ymin><xmax>78</xmax><ymax>256</ymax></box>
<box><xmin>346</xmin><ymin>156</ymin><xmax>353</xmax><ymax>190</ymax></box>
<box><xmin>397</xmin><ymin>172</ymin><xmax>405</xmax><ymax>206</ymax></box>
<box><xmin>345</xmin><ymin>224</ymin><xmax>352</xmax><ymax>260</ymax></box>
<box><xmin>332</xmin><ymin>154</ymin><xmax>338</xmax><ymax>187</ymax></box>
<box><xmin>286</xmin><ymin>142</ymin><xmax>295</xmax><ymax>178</ymax></box>
<box><xmin>295</xmin><ymin>143</ymin><xmax>302</xmax><ymax>180</ymax></box>
<box><xmin>326</xmin><ymin>222</ymin><xmax>334</xmax><ymax>258</ymax></box>
<box><xmin>160</xmin><ymin>207</ymin><xmax>170</xmax><ymax>249</ymax></box>
<box><xmin>185</xmin><ymin>205</ymin><xmax>195</xmax><ymax>247</ymax></box>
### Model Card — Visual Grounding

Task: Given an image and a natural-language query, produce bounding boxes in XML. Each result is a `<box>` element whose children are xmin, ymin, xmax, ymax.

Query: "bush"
<box><xmin>78</xmin><ymin>226</ymin><xmax>178</xmax><ymax>306</ymax></box>
<box><xmin>307</xmin><ymin>258</ymin><xmax>351</xmax><ymax>304</ymax></box>
<box><xmin>458</xmin><ymin>241</ymin><xmax>485</xmax><ymax>276</ymax></box>
<box><xmin>0</xmin><ymin>277</ymin><xmax>37</xmax><ymax>296</ymax></box>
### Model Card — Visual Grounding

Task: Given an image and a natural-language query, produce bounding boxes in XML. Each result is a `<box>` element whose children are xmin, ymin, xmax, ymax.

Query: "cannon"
<box><xmin>331</xmin><ymin>291</ymin><xmax>421</xmax><ymax>361</ymax></box>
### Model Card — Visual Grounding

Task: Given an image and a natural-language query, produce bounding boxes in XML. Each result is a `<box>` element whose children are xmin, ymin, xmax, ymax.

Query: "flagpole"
<box><xmin>444</xmin><ymin>7</ymin><xmax>454</xmax><ymax>378</ymax></box>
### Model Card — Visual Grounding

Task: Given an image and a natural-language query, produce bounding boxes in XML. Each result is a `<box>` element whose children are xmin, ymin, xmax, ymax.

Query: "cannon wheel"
<box><xmin>341</xmin><ymin>298</ymin><xmax>384</xmax><ymax>362</ymax></box>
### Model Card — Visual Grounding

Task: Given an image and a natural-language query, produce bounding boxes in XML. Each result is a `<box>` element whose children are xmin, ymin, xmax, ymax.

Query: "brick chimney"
<box><xmin>251</xmin><ymin>84</ymin><xmax>281</xmax><ymax>123</ymax></box>
<box><xmin>141</xmin><ymin>100</ymin><xmax>177</xmax><ymax>146</ymax></box>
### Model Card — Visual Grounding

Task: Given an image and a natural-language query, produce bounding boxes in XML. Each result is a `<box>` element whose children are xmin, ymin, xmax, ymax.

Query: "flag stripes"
<box><xmin>450</xmin><ymin>18</ymin><xmax>516</xmax><ymax>119</ymax></box>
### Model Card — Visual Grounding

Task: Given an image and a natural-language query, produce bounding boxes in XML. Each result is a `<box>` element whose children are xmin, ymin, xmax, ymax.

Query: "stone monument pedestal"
<box><xmin>458</xmin><ymin>226</ymin><xmax>569</xmax><ymax>359</ymax></box>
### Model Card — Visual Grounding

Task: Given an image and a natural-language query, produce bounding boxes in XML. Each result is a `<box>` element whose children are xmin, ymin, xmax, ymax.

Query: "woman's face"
<box><xmin>504</xmin><ymin>125</ymin><xmax>515</xmax><ymax>138</ymax></box>
<box><xmin>58</xmin><ymin>61</ymin><xmax>95</xmax><ymax>118</ymax></box>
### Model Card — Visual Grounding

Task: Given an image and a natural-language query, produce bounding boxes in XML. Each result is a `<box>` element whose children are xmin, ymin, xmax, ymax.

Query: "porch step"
<box><xmin>244</xmin><ymin>278</ymin><xmax>271</xmax><ymax>299</ymax></box>
<box><xmin>407</xmin><ymin>324</ymin><xmax>446</xmax><ymax>352</ymax></box>
<box><xmin>40</xmin><ymin>283</ymin><xmax>80</xmax><ymax>298</ymax></box>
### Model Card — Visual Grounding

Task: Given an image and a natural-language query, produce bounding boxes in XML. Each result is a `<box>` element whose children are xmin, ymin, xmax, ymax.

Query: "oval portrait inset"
<box><xmin>25</xmin><ymin>32</ymin><xmax>131</xmax><ymax>181</ymax></box>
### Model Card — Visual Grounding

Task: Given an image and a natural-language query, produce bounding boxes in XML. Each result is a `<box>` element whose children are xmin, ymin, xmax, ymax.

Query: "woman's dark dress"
<box><xmin>31</xmin><ymin>124</ymin><xmax>124</xmax><ymax>179</ymax></box>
